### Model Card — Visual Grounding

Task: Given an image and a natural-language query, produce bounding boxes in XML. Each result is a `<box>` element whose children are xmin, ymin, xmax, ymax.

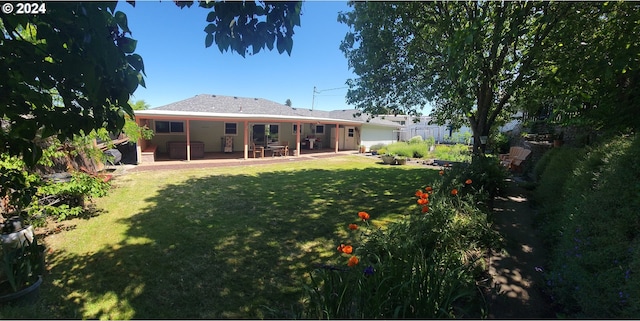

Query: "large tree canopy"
<box><xmin>339</xmin><ymin>1</ymin><xmax>573</xmax><ymax>154</ymax></box>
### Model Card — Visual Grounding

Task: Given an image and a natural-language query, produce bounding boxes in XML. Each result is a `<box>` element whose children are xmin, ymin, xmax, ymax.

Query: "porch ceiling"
<box><xmin>134</xmin><ymin>109</ymin><xmax>363</xmax><ymax>125</ymax></box>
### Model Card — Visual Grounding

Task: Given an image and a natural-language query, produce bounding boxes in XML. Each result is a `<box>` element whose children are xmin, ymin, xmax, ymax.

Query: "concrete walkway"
<box><xmin>486</xmin><ymin>177</ymin><xmax>554</xmax><ymax>318</ymax></box>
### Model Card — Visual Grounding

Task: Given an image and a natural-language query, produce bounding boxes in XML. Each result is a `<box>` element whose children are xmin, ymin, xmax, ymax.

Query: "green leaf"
<box><xmin>276</xmin><ymin>34</ymin><xmax>285</xmax><ymax>54</ymax></box>
<box><xmin>205</xmin><ymin>33</ymin><xmax>214</xmax><ymax>48</ymax></box>
<box><xmin>115</xmin><ymin>11</ymin><xmax>130</xmax><ymax>34</ymax></box>
<box><xmin>206</xmin><ymin>11</ymin><xmax>217</xmax><ymax>23</ymax></box>
<box><xmin>126</xmin><ymin>54</ymin><xmax>145</xmax><ymax>75</ymax></box>
<box><xmin>117</xmin><ymin>37</ymin><xmax>137</xmax><ymax>54</ymax></box>
<box><xmin>204</xmin><ymin>23</ymin><xmax>216</xmax><ymax>34</ymax></box>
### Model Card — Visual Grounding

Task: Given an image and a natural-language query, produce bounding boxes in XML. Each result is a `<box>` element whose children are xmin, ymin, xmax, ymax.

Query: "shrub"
<box><xmin>369</xmin><ymin>143</ymin><xmax>386</xmax><ymax>151</ymax></box>
<box><xmin>31</xmin><ymin>172</ymin><xmax>111</xmax><ymax>221</ymax></box>
<box><xmin>537</xmin><ymin>135</ymin><xmax>640</xmax><ymax>317</ymax></box>
<box><xmin>408</xmin><ymin>135</ymin><xmax>423</xmax><ymax>144</ymax></box>
<box><xmin>384</xmin><ymin>142</ymin><xmax>429</xmax><ymax>158</ymax></box>
<box><xmin>532</xmin><ymin>147</ymin><xmax>585</xmax><ymax>246</ymax></box>
<box><xmin>432</xmin><ymin>144</ymin><xmax>472</xmax><ymax>163</ymax></box>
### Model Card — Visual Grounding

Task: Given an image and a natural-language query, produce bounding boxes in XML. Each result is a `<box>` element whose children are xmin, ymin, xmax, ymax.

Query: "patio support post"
<box><xmin>335</xmin><ymin>123</ymin><xmax>339</xmax><ymax>153</ymax></box>
<box><xmin>243</xmin><ymin>120</ymin><xmax>249</xmax><ymax>160</ymax></box>
<box><xmin>186</xmin><ymin>119</ymin><xmax>191</xmax><ymax>161</ymax></box>
<box><xmin>296</xmin><ymin>121</ymin><xmax>301</xmax><ymax>157</ymax></box>
<box><xmin>135</xmin><ymin>118</ymin><xmax>143</xmax><ymax>164</ymax></box>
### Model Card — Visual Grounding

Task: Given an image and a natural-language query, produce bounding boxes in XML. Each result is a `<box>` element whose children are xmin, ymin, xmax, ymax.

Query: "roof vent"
<box><xmin>234</xmin><ymin>96</ymin><xmax>238</xmax><ymax>99</ymax></box>
<box><xmin>212</xmin><ymin>95</ymin><xmax>216</xmax><ymax>97</ymax></box>
<box><xmin>254</xmin><ymin>98</ymin><xmax>258</xmax><ymax>100</ymax></box>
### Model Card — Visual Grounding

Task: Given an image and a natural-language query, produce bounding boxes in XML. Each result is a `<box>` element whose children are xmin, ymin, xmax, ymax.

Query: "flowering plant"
<box><xmin>304</xmin><ymin>163</ymin><xmax>500</xmax><ymax>319</ymax></box>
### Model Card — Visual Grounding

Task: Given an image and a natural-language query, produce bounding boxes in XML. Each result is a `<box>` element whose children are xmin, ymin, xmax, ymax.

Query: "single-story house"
<box><xmin>133</xmin><ymin>94</ymin><xmax>400</xmax><ymax>163</ymax></box>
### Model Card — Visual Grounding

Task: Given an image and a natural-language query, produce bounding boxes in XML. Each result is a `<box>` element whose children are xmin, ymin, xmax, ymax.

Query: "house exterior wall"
<box><xmin>360</xmin><ymin>124</ymin><xmax>398</xmax><ymax>151</ymax></box>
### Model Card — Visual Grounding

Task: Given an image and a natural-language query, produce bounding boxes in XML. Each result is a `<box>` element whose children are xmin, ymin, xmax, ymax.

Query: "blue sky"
<box><xmin>119</xmin><ymin>1</ymin><xmax>356</xmax><ymax>111</ymax></box>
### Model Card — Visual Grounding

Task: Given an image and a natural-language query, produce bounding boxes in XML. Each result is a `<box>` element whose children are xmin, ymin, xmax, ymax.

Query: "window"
<box><xmin>155</xmin><ymin>121</ymin><xmax>184</xmax><ymax>134</ymax></box>
<box><xmin>292</xmin><ymin>124</ymin><xmax>298</xmax><ymax>134</ymax></box>
<box><xmin>315</xmin><ymin>125</ymin><xmax>325</xmax><ymax>134</ymax></box>
<box><xmin>225</xmin><ymin>123</ymin><xmax>238</xmax><ymax>135</ymax></box>
<box><xmin>267</xmin><ymin>124</ymin><xmax>279</xmax><ymax>142</ymax></box>
<box><xmin>348</xmin><ymin>128</ymin><xmax>355</xmax><ymax>137</ymax></box>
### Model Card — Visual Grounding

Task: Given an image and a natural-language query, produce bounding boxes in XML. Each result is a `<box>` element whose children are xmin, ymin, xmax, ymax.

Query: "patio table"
<box><xmin>267</xmin><ymin>145</ymin><xmax>285</xmax><ymax>157</ymax></box>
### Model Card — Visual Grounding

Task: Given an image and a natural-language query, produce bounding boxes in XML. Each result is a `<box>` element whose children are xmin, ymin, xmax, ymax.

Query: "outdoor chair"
<box><xmin>501</xmin><ymin>147</ymin><xmax>531</xmax><ymax>171</ymax></box>
<box><xmin>251</xmin><ymin>142</ymin><xmax>264</xmax><ymax>158</ymax></box>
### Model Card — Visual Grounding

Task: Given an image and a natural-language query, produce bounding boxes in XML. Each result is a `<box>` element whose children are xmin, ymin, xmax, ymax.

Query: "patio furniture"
<box><xmin>222</xmin><ymin>136</ymin><xmax>233</xmax><ymax>153</ymax></box>
<box><xmin>251</xmin><ymin>142</ymin><xmax>264</xmax><ymax>158</ymax></box>
<box><xmin>167</xmin><ymin>141</ymin><xmax>204</xmax><ymax>159</ymax></box>
<box><xmin>500</xmin><ymin>146</ymin><xmax>522</xmax><ymax>162</ymax></box>
<box><xmin>267</xmin><ymin>142</ymin><xmax>286</xmax><ymax>157</ymax></box>
<box><xmin>500</xmin><ymin>147</ymin><xmax>531</xmax><ymax>171</ymax></box>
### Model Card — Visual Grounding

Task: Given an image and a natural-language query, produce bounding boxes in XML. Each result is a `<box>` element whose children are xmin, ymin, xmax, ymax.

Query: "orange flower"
<box><xmin>451</xmin><ymin>188</ymin><xmax>458</xmax><ymax>196</ymax></box>
<box><xmin>425</xmin><ymin>186</ymin><xmax>433</xmax><ymax>192</ymax></box>
<box><xmin>421</xmin><ymin>205</ymin><xmax>429</xmax><ymax>213</ymax></box>
<box><xmin>439</xmin><ymin>170</ymin><xmax>444</xmax><ymax>176</ymax></box>
<box><xmin>417</xmin><ymin>198</ymin><xmax>429</xmax><ymax>205</ymax></box>
<box><xmin>337</xmin><ymin>244</ymin><xmax>346</xmax><ymax>252</ymax></box>
<box><xmin>465</xmin><ymin>179</ymin><xmax>472</xmax><ymax>185</ymax></box>
<box><xmin>347</xmin><ymin>256</ymin><xmax>359</xmax><ymax>267</ymax></box>
<box><xmin>348</xmin><ymin>223</ymin><xmax>358</xmax><ymax>230</ymax></box>
<box><xmin>420</xmin><ymin>193</ymin><xmax>429</xmax><ymax>199</ymax></box>
<box><xmin>358</xmin><ymin>211</ymin><xmax>370</xmax><ymax>220</ymax></box>
<box><xmin>415</xmin><ymin>190</ymin><xmax>424</xmax><ymax>197</ymax></box>
<box><xmin>342</xmin><ymin>245</ymin><xmax>353</xmax><ymax>254</ymax></box>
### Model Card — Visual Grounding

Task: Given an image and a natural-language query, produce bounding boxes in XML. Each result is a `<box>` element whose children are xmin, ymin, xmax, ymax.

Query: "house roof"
<box><xmin>134</xmin><ymin>94</ymin><xmax>399</xmax><ymax>127</ymax></box>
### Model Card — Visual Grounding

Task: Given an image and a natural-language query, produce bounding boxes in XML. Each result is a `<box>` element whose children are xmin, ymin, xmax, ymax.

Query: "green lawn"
<box><xmin>1</xmin><ymin>155</ymin><xmax>439</xmax><ymax>319</ymax></box>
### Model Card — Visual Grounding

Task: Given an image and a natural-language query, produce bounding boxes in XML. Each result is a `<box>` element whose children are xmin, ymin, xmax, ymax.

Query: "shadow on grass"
<box><xmin>2</xmin><ymin>166</ymin><xmax>440</xmax><ymax>319</ymax></box>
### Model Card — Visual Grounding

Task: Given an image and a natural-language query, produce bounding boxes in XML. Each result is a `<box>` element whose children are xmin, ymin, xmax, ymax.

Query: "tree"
<box><xmin>339</xmin><ymin>1</ymin><xmax>572</xmax><ymax>154</ymax></box>
<box><xmin>130</xmin><ymin>99</ymin><xmax>151</xmax><ymax>110</ymax></box>
<box><xmin>285</xmin><ymin>99</ymin><xmax>292</xmax><ymax>107</ymax></box>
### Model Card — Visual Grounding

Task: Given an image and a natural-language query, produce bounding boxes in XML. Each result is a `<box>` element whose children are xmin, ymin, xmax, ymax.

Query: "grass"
<box><xmin>0</xmin><ymin>155</ymin><xmax>440</xmax><ymax>319</ymax></box>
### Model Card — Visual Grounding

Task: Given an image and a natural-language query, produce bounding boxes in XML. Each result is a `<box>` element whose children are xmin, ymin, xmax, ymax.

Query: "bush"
<box><xmin>536</xmin><ymin>135</ymin><xmax>640</xmax><ymax>317</ymax></box>
<box><xmin>369</xmin><ymin>143</ymin><xmax>386</xmax><ymax>151</ymax></box>
<box><xmin>408</xmin><ymin>135</ymin><xmax>423</xmax><ymax>144</ymax></box>
<box><xmin>532</xmin><ymin>147</ymin><xmax>585</xmax><ymax>246</ymax></box>
<box><xmin>432</xmin><ymin>144</ymin><xmax>472</xmax><ymax>163</ymax></box>
<box><xmin>385</xmin><ymin>142</ymin><xmax>426</xmax><ymax>158</ymax></box>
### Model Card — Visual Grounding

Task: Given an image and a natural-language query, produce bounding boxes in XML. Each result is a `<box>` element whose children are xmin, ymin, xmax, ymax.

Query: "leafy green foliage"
<box><xmin>32</xmin><ymin>172</ymin><xmax>110</xmax><ymax>221</ymax></box>
<box><xmin>176</xmin><ymin>1</ymin><xmax>302</xmax><ymax>57</ymax></box>
<box><xmin>516</xmin><ymin>2</ymin><xmax>640</xmax><ymax>136</ymax></box>
<box><xmin>0</xmin><ymin>155</ymin><xmax>41</xmax><ymax>214</ymax></box>
<box><xmin>1</xmin><ymin>236</ymin><xmax>43</xmax><ymax>293</ymax></box>
<box><xmin>339</xmin><ymin>1</ymin><xmax>571</xmax><ymax>154</ymax></box>
<box><xmin>1</xmin><ymin>2</ymin><xmax>145</xmax><ymax>166</ymax></box>
<box><xmin>534</xmin><ymin>135</ymin><xmax>640</xmax><ymax>317</ymax></box>
<box><xmin>304</xmin><ymin>165</ymin><xmax>500</xmax><ymax>318</ymax></box>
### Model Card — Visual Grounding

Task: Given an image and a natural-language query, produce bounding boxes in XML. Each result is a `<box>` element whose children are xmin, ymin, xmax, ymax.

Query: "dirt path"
<box><xmin>485</xmin><ymin>177</ymin><xmax>555</xmax><ymax>319</ymax></box>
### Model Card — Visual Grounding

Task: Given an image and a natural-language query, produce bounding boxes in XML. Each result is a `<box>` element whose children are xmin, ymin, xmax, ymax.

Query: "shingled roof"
<box><xmin>146</xmin><ymin>94</ymin><xmax>398</xmax><ymax>127</ymax></box>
